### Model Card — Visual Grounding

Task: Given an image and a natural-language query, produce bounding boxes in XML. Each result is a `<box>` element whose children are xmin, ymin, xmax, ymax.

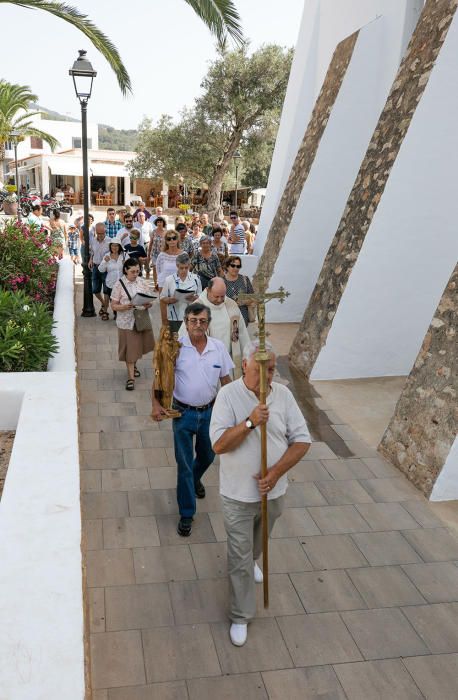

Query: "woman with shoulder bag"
<box><xmin>110</xmin><ymin>258</ymin><xmax>155</xmax><ymax>391</ymax></box>
<box><xmin>224</xmin><ymin>255</ymin><xmax>256</xmax><ymax>326</ymax></box>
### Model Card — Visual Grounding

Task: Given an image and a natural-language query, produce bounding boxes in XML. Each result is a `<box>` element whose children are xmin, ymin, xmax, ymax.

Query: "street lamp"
<box><xmin>233</xmin><ymin>149</ymin><xmax>242</xmax><ymax>210</ymax></box>
<box><xmin>10</xmin><ymin>129</ymin><xmax>21</xmax><ymax>221</ymax></box>
<box><xmin>69</xmin><ymin>49</ymin><xmax>97</xmax><ymax>317</ymax></box>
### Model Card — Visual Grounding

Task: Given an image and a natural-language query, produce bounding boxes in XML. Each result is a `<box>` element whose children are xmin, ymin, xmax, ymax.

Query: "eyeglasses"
<box><xmin>166</xmin><ymin>235</ymin><xmax>178</xmax><ymax>241</ymax></box>
<box><xmin>229</xmin><ymin>263</ymin><xmax>241</xmax><ymax>268</ymax></box>
<box><xmin>230</xmin><ymin>215</ymin><xmax>237</xmax><ymax>220</ymax></box>
<box><xmin>187</xmin><ymin>318</ymin><xmax>209</xmax><ymax>326</ymax></box>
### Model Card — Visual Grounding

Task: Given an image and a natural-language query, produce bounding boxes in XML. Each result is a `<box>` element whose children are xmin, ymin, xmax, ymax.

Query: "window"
<box><xmin>30</xmin><ymin>137</ymin><xmax>43</xmax><ymax>149</ymax></box>
<box><xmin>5</xmin><ymin>140</ymin><xmax>13</xmax><ymax>151</ymax></box>
<box><xmin>72</xmin><ymin>137</ymin><xmax>92</xmax><ymax>149</ymax></box>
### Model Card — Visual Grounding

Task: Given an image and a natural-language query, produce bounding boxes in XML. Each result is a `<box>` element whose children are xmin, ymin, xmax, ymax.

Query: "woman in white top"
<box><xmin>98</xmin><ymin>240</ymin><xmax>129</xmax><ymax>319</ymax></box>
<box><xmin>160</xmin><ymin>252</ymin><xmax>202</xmax><ymax>333</ymax></box>
<box><xmin>155</xmin><ymin>230</ymin><xmax>182</xmax><ymax>288</ymax></box>
<box><xmin>110</xmin><ymin>258</ymin><xmax>155</xmax><ymax>391</ymax></box>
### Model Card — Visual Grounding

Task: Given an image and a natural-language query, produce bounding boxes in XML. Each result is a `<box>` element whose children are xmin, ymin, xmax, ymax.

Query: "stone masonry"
<box><xmin>289</xmin><ymin>0</ymin><xmax>458</xmax><ymax>377</ymax></box>
<box><xmin>380</xmin><ymin>264</ymin><xmax>457</xmax><ymax>497</ymax></box>
<box><xmin>253</xmin><ymin>31</ymin><xmax>359</xmax><ymax>287</ymax></box>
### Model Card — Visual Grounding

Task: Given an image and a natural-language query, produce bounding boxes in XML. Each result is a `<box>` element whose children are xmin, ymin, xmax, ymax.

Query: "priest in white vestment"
<box><xmin>179</xmin><ymin>277</ymin><xmax>250</xmax><ymax>378</ymax></box>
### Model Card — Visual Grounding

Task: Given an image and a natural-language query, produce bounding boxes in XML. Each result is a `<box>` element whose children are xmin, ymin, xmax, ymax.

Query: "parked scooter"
<box><xmin>41</xmin><ymin>194</ymin><xmax>73</xmax><ymax>218</ymax></box>
<box><xmin>19</xmin><ymin>190</ymin><xmax>41</xmax><ymax>216</ymax></box>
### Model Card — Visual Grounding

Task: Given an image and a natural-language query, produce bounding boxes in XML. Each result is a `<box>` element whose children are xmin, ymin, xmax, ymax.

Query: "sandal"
<box><xmin>98</xmin><ymin>308</ymin><xmax>104</xmax><ymax>316</ymax></box>
<box><xmin>134</xmin><ymin>366</ymin><xmax>141</xmax><ymax>377</ymax></box>
<box><xmin>101</xmin><ymin>311</ymin><xmax>109</xmax><ymax>321</ymax></box>
<box><xmin>125</xmin><ymin>379</ymin><xmax>135</xmax><ymax>391</ymax></box>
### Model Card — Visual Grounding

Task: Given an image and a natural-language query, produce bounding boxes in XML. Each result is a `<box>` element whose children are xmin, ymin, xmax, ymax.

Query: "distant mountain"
<box><xmin>98</xmin><ymin>124</ymin><xmax>138</xmax><ymax>151</ymax></box>
<box><xmin>36</xmin><ymin>105</ymin><xmax>138</xmax><ymax>151</ymax></box>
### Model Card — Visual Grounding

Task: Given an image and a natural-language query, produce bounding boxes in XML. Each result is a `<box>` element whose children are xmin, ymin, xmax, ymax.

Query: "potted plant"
<box><xmin>3</xmin><ymin>192</ymin><xmax>18</xmax><ymax>216</ymax></box>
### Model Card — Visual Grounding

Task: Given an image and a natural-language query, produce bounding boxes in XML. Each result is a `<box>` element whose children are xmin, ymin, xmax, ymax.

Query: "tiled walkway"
<box><xmin>76</xmin><ymin>276</ymin><xmax>458</xmax><ymax>700</ymax></box>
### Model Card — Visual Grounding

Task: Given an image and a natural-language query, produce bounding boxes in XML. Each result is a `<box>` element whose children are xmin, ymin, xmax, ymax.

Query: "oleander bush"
<box><xmin>0</xmin><ymin>218</ymin><xmax>59</xmax><ymax>305</ymax></box>
<box><xmin>0</xmin><ymin>290</ymin><xmax>58</xmax><ymax>371</ymax></box>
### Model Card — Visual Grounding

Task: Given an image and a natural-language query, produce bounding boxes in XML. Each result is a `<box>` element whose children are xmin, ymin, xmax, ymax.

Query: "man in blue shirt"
<box><xmin>104</xmin><ymin>207</ymin><xmax>123</xmax><ymax>239</ymax></box>
<box><xmin>152</xmin><ymin>302</ymin><xmax>234</xmax><ymax>536</ymax></box>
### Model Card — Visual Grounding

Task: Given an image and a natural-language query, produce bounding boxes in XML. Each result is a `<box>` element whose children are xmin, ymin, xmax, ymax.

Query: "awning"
<box><xmin>90</xmin><ymin>162</ymin><xmax>130</xmax><ymax>178</ymax></box>
<box><xmin>48</xmin><ymin>157</ymin><xmax>83</xmax><ymax>177</ymax></box>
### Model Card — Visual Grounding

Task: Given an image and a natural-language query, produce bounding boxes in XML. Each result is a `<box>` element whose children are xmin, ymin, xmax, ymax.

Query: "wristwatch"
<box><xmin>245</xmin><ymin>417</ymin><xmax>256</xmax><ymax>430</ymax></box>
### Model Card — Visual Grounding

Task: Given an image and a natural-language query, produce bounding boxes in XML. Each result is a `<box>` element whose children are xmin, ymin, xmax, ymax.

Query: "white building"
<box><xmin>5</xmin><ymin>114</ymin><xmax>136</xmax><ymax>206</ymax></box>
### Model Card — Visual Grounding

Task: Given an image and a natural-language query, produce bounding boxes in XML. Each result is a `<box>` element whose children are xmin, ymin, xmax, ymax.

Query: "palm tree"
<box><xmin>0</xmin><ymin>1</ymin><xmax>243</xmax><ymax>96</ymax></box>
<box><xmin>0</xmin><ymin>81</ymin><xmax>59</xmax><ymax>179</ymax></box>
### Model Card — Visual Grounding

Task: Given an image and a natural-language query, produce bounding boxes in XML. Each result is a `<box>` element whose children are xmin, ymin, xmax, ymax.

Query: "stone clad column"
<box><xmin>289</xmin><ymin>0</ymin><xmax>458</xmax><ymax>377</ymax></box>
<box><xmin>379</xmin><ymin>264</ymin><xmax>457</xmax><ymax>497</ymax></box>
<box><xmin>253</xmin><ymin>31</ymin><xmax>359</xmax><ymax>287</ymax></box>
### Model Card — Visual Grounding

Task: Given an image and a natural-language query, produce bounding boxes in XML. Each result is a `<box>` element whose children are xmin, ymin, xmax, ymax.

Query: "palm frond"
<box><xmin>10</xmin><ymin>111</ymin><xmax>43</xmax><ymax>125</ymax></box>
<box><xmin>0</xmin><ymin>80</ymin><xmax>39</xmax><ymax>118</ymax></box>
<box><xmin>183</xmin><ymin>0</ymin><xmax>243</xmax><ymax>48</ymax></box>
<box><xmin>0</xmin><ymin>0</ymin><xmax>131</xmax><ymax>95</ymax></box>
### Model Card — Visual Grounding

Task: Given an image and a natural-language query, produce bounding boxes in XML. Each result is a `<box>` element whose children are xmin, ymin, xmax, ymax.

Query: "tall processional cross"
<box><xmin>238</xmin><ymin>273</ymin><xmax>290</xmax><ymax>606</ymax></box>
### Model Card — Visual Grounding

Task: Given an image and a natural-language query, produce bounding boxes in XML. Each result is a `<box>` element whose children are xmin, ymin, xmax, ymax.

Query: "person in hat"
<box><xmin>123</xmin><ymin>230</ymin><xmax>148</xmax><ymax>276</ymax></box>
<box><xmin>67</xmin><ymin>223</ymin><xmax>80</xmax><ymax>264</ymax></box>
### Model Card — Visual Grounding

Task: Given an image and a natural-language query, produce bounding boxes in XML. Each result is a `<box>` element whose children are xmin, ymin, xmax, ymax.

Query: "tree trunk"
<box><xmin>206</xmin><ymin>131</ymin><xmax>243</xmax><ymax>223</ymax></box>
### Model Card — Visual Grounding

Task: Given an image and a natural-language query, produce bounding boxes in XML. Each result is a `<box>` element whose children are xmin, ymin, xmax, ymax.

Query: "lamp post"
<box><xmin>10</xmin><ymin>129</ymin><xmax>21</xmax><ymax>221</ymax></box>
<box><xmin>69</xmin><ymin>49</ymin><xmax>97</xmax><ymax>317</ymax></box>
<box><xmin>233</xmin><ymin>149</ymin><xmax>241</xmax><ymax>211</ymax></box>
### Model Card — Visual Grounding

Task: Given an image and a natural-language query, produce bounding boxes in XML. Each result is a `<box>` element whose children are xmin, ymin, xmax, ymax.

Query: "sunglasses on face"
<box><xmin>187</xmin><ymin>318</ymin><xmax>209</xmax><ymax>326</ymax></box>
<box><xmin>166</xmin><ymin>235</ymin><xmax>178</xmax><ymax>241</ymax></box>
<box><xmin>230</xmin><ymin>216</ymin><xmax>237</xmax><ymax>220</ymax></box>
<box><xmin>229</xmin><ymin>263</ymin><xmax>241</xmax><ymax>268</ymax></box>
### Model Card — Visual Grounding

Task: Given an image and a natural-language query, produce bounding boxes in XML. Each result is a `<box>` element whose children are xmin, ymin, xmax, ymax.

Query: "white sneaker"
<box><xmin>230</xmin><ymin>623</ymin><xmax>247</xmax><ymax>646</ymax></box>
<box><xmin>254</xmin><ymin>562</ymin><xmax>263</xmax><ymax>583</ymax></box>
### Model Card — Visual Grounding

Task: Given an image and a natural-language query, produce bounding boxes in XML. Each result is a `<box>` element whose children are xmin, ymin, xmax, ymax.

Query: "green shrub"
<box><xmin>0</xmin><ymin>290</ymin><xmax>58</xmax><ymax>371</ymax></box>
<box><xmin>0</xmin><ymin>218</ymin><xmax>59</xmax><ymax>305</ymax></box>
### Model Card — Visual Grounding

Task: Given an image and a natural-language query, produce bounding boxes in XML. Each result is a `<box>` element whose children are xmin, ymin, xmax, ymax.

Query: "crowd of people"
<box><xmin>52</xmin><ymin>204</ymin><xmax>258</xmax><ymax>391</ymax></box>
<box><xmin>27</xmin><ymin>201</ymin><xmax>312</xmax><ymax>649</ymax></box>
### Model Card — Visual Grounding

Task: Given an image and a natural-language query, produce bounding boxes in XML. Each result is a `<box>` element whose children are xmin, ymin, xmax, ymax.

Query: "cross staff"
<box><xmin>238</xmin><ymin>273</ymin><xmax>290</xmax><ymax>607</ymax></box>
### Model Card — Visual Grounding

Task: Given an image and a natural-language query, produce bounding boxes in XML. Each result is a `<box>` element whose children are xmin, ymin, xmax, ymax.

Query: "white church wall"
<box><xmin>431</xmin><ymin>437</ymin><xmax>458</xmax><ymax>501</ymax></box>
<box><xmin>266</xmin><ymin>14</ymin><xmax>409</xmax><ymax>321</ymax></box>
<box><xmin>255</xmin><ymin>0</ymin><xmax>422</xmax><ymax>259</ymax></box>
<box><xmin>311</xmin><ymin>11</ymin><xmax>458</xmax><ymax>380</ymax></box>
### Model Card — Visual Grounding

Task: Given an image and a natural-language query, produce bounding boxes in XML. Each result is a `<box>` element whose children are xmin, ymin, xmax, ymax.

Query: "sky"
<box><xmin>1</xmin><ymin>0</ymin><xmax>304</xmax><ymax>130</ymax></box>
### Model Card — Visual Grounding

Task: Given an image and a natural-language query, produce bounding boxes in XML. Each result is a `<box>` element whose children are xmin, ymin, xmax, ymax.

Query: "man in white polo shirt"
<box><xmin>152</xmin><ymin>302</ymin><xmax>234</xmax><ymax>536</ymax></box>
<box><xmin>210</xmin><ymin>340</ymin><xmax>311</xmax><ymax>647</ymax></box>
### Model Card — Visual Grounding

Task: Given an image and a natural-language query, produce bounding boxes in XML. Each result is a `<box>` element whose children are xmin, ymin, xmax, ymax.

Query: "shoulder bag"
<box><xmin>120</xmin><ymin>279</ymin><xmax>153</xmax><ymax>332</ymax></box>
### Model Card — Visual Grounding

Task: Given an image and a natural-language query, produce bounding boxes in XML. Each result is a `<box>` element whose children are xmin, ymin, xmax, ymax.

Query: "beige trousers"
<box><xmin>221</xmin><ymin>494</ymin><xmax>284</xmax><ymax>623</ymax></box>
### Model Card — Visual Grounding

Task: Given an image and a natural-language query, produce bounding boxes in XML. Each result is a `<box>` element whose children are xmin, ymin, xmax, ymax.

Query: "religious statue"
<box><xmin>152</xmin><ymin>326</ymin><xmax>182</xmax><ymax>419</ymax></box>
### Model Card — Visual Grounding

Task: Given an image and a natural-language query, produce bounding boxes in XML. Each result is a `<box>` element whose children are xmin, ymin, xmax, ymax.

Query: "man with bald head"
<box><xmin>185</xmin><ymin>277</ymin><xmax>250</xmax><ymax>378</ymax></box>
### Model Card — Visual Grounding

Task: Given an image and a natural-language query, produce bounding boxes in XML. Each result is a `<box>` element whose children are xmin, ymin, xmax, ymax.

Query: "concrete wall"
<box><xmin>0</xmin><ymin>259</ymin><xmax>84</xmax><ymax>699</ymax></box>
<box><xmin>255</xmin><ymin>0</ymin><xmax>423</xmax><ymax>271</ymax></box>
<box><xmin>265</xmin><ymin>13</ymin><xmax>414</xmax><ymax>321</ymax></box>
<box><xmin>311</xmin><ymin>9</ymin><xmax>458</xmax><ymax>379</ymax></box>
<box><xmin>432</xmin><ymin>437</ymin><xmax>458</xmax><ymax>501</ymax></box>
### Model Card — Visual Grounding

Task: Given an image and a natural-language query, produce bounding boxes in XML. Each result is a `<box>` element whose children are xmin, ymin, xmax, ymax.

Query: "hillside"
<box><xmin>98</xmin><ymin>124</ymin><xmax>138</xmax><ymax>151</ymax></box>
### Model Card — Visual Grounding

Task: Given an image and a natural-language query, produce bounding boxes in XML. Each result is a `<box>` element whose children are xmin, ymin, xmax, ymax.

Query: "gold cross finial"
<box><xmin>238</xmin><ymin>275</ymin><xmax>290</xmax><ymax>357</ymax></box>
